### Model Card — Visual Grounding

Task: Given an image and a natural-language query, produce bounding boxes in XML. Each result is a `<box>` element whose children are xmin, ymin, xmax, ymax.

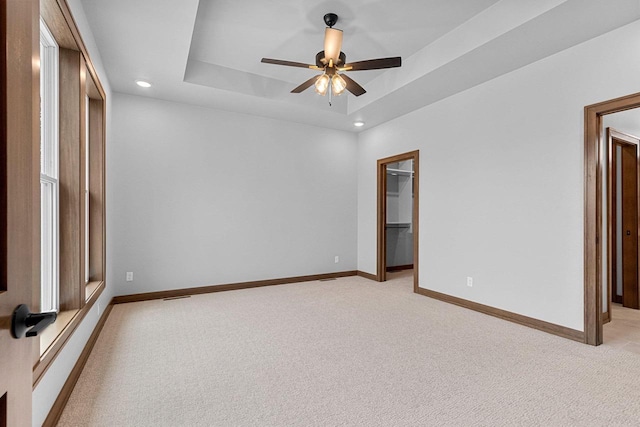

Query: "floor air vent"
<box><xmin>163</xmin><ymin>295</ymin><xmax>191</xmax><ymax>301</ymax></box>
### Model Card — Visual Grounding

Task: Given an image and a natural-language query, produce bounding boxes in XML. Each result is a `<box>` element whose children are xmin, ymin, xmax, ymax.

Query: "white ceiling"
<box><xmin>79</xmin><ymin>0</ymin><xmax>640</xmax><ymax>132</ymax></box>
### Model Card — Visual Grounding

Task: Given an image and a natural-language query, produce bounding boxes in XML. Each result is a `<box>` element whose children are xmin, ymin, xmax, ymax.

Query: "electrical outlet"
<box><xmin>126</xmin><ymin>271</ymin><xmax>134</xmax><ymax>282</ymax></box>
<box><xmin>334</xmin><ymin>256</ymin><xmax>339</xmax><ymax>263</ymax></box>
<box><xmin>467</xmin><ymin>276</ymin><xmax>473</xmax><ymax>287</ymax></box>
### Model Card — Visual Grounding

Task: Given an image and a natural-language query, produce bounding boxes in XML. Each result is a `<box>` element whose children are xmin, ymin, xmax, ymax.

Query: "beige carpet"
<box><xmin>58</xmin><ymin>271</ymin><xmax>640</xmax><ymax>426</ymax></box>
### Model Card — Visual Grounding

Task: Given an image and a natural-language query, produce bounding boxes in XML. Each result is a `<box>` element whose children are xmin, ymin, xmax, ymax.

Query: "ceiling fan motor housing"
<box><xmin>316</xmin><ymin>51</ymin><xmax>346</xmax><ymax>68</ymax></box>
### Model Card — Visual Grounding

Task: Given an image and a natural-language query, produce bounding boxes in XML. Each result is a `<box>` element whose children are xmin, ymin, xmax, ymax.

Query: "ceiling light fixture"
<box><xmin>315</xmin><ymin>74</ymin><xmax>330</xmax><ymax>95</ymax></box>
<box><xmin>136</xmin><ymin>80</ymin><xmax>152</xmax><ymax>88</ymax></box>
<box><xmin>331</xmin><ymin>74</ymin><xmax>347</xmax><ymax>95</ymax></box>
<box><xmin>354</xmin><ymin>121</ymin><xmax>365</xmax><ymax>127</ymax></box>
<box><xmin>261</xmin><ymin>13</ymin><xmax>402</xmax><ymax>106</ymax></box>
<box><xmin>314</xmin><ymin>72</ymin><xmax>347</xmax><ymax>106</ymax></box>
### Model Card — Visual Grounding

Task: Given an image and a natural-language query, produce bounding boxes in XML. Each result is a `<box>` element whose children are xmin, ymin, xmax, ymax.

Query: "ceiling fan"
<box><xmin>261</xmin><ymin>13</ymin><xmax>401</xmax><ymax>104</ymax></box>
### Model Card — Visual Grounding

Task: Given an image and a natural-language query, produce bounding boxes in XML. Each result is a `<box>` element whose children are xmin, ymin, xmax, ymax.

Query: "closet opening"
<box><xmin>377</xmin><ymin>150</ymin><xmax>419</xmax><ymax>292</ymax></box>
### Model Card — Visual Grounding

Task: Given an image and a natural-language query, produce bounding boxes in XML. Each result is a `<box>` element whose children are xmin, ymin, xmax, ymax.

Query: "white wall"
<box><xmin>357</xmin><ymin>20</ymin><xmax>640</xmax><ymax>332</ymax></box>
<box><xmin>109</xmin><ymin>93</ymin><xmax>358</xmax><ymax>296</ymax></box>
<box><xmin>32</xmin><ymin>0</ymin><xmax>115</xmax><ymax>425</ymax></box>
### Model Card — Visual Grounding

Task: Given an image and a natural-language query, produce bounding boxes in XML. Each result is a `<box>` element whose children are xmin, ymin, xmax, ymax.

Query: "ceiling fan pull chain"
<box><xmin>328</xmin><ymin>79</ymin><xmax>333</xmax><ymax>106</ymax></box>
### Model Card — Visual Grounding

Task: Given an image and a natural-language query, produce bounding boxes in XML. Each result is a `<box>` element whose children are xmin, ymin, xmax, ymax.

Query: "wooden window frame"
<box><xmin>85</xmin><ymin>76</ymin><xmax>105</xmax><ymax>294</ymax></box>
<box><xmin>33</xmin><ymin>0</ymin><xmax>106</xmax><ymax>387</ymax></box>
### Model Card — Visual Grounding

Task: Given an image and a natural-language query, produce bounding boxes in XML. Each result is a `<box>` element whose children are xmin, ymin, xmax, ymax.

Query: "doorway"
<box><xmin>606</xmin><ymin>128</ymin><xmax>640</xmax><ymax>324</ymax></box>
<box><xmin>377</xmin><ymin>150</ymin><xmax>419</xmax><ymax>292</ymax></box>
<box><xmin>585</xmin><ymin>92</ymin><xmax>640</xmax><ymax>345</ymax></box>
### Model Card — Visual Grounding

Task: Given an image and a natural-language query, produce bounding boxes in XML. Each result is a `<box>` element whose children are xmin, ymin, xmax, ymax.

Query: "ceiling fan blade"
<box><xmin>261</xmin><ymin>58</ymin><xmax>315</xmax><ymax>69</ymax></box>
<box><xmin>344</xmin><ymin>57</ymin><xmax>402</xmax><ymax>71</ymax></box>
<box><xmin>340</xmin><ymin>74</ymin><xmax>366</xmax><ymax>97</ymax></box>
<box><xmin>291</xmin><ymin>75</ymin><xmax>321</xmax><ymax>93</ymax></box>
<box><xmin>323</xmin><ymin>28</ymin><xmax>343</xmax><ymax>63</ymax></box>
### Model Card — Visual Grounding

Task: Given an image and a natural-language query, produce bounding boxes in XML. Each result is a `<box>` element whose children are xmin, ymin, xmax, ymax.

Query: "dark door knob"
<box><xmin>627</xmin><ymin>230</ymin><xmax>631</xmax><ymax>236</ymax></box>
<box><xmin>11</xmin><ymin>304</ymin><xmax>57</xmax><ymax>338</ymax></box>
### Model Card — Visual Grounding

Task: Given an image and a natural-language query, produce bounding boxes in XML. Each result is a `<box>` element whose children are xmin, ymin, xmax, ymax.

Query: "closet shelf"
<box><xmin>386</xmin><ymin>168</ymin><xmax>413</xmax><ymax>177</ymax></box>
<box><xmin>386</xmin><ymin>222</ymin><xmax>411</xmax><ymax>229</ymax></box>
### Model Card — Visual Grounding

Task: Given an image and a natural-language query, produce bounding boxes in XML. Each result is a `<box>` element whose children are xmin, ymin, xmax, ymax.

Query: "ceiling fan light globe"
<box><xmin>315</xmin><ymin>74</ymin><xmax>330</xmax><ymax>95</ymax></box>
<box><xmin>332</xmin><ymin>74</ymin><xmax>347</xmax><ymax>95</ymax></box>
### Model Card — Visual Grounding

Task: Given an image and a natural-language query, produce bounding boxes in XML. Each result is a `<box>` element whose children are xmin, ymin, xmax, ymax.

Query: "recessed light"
<box><xmin>354</xmin><ymin>121</ymin><xmax>365</xmax><ymax>127</ymax></box>
<box><xmin>136</xmin><ymin>80</ymin><xmax>152</xmax><ymax>88</ymax></box>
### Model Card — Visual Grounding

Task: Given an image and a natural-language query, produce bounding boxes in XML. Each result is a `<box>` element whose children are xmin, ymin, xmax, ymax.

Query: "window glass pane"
<box><xmin>40</xmin><ymin>179</ymin><xmax>57</xmax><ymax>311</ymax></box>
<box><xmin>40</xmin><ymin>18</ymin><xmax>59</xmax><ymax>312</ymax></box>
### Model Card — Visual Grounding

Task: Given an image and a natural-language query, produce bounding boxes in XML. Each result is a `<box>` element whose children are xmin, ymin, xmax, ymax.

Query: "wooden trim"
<box><xmin>40</xmin><ymin>0</ymin><xmax>106</xmax><ymax>100</ymax></box>
<box><xmin>585</xmin><ymin>104</ymin><xmax>602</xmax><ymax>345</ymax></box>
<box><xmin>607</xmin><ymin>132</ymin><xmax>613</xmax><ymax>323</ymax></box>
<box><xmin>0</xmin><ymin>0</ymin><xmax>6</xmax><ymax>294</ymax></box>
<box><xmin>88</xmin><ymin>98</ymin><xmax>104</xmax><ymax>282</ymax></box>
<box><xmin>585</xmin><ymin>91</ymin><xmax>640</xmax><ymax>345</ymax></box>
<box><xmin>376</xmin><ymin>150</ymin><xmax>419</xmax><ymax>293</ymax></box>
<box><xmin>0</xmin><ymin>392</ymin><xmax>6</xmax><ymax>427</ymax></box>
<box><xmin>2</xmin><ymin>1</ymin><xmax>40</xmax><ymax>422</ymax></box>
<box><xmin>610</xmin><ymin>129</ymin><xmax>640</xmax><ymax>310</ymax></box>
<box><xmin>377</xmin><ymin>160</ymin><xmax>386</xmax><ymax>282</ymax></box>
<box><xmin>78</xmin><ymin>56</ymin><xmax>87</xmax><ymax>305</ymax></box>
<box><xmin>386</xmin><ymin>264</ymin><xmax>413</xmax><ymax>272</ymax></box>
<box><xmin>113</xmin><ymin>271</ymin><xmax>359</xmax><ymax>304</ymax></box>
<box><xmin>100</xmin><ymin>89</ymin><xmax>106</xmax><ymax>295</ymax></box>
<box><xmin>584</xmin><ymin>107</ymin><xmax>598</xmax><ymax>345</ymax></box>
<box><xmin>417</xmin><ymin>287</ymin><xmax>585</xmax><ymax>343</ymax></box>
<box><xmin>357</xmin><ymin>270</ymin><xmax>378</xmax><ymax>281</ymax></box>
<box><xmin>58</xmin><ymin>0</ymin><xmax>105</xmax><ymax>99</ymax></box>
<box><xmin>58</xmin><ymin>47</ymin><xmax>82</xmax><ymax>311</ymax></box>
<box><xmin>413</xmin><ymin>152</ymin><xmax>420</xmax><ymax>294</ymax></box>
<box><xmin>85</xmin><ymin>72</ymin><xmax>100</xmax><ymax>100</ymax></box>
<box><xmin>40</xmin><ymin>0</ymin><xmax>76</xmax><ymax>50</ymax></box>
<box><xmin>606</xmin><ymin>131</ymin><xmax>620</xmax><ymax>323</ymax></box>
<box><xmin>32</xmin><ymin>281</ymin><xmax>104</xmax><ymax>387</ymax></box>
<box><xmin>42</xmin><ymin>299</ymin><xmax>113</xmax><ymax>427</ymax></box>
<box><xmin>609</xmin><ymin>129</ymin><xmax>640</xmax><ymax>145</ymax></box>
<box><xmin>609</xmin><ymin>137</ymin><xmax>618</xmax><ymax>313</ymax></box>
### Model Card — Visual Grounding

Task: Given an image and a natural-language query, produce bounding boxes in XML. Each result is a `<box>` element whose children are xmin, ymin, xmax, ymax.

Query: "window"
<box><xmin>34</xmin><ymin>0</ymin><xmax>107</xmax><ymax>387</ymax></box>
<box><xmin>40</xmin><ymin>19</ymin><xmax>59</xmax><ymax>313</ymax></box>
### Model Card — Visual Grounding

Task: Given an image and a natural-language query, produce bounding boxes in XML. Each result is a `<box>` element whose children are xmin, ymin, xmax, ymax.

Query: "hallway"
<box><xmin>604</xmin><ymin>304</ymin><xmax>640</xmax><ymax>354</ymax></box>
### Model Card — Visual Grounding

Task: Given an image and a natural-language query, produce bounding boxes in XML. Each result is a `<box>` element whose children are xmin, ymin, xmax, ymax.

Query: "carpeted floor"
<box><xmin>58</xmin><ymin>271</ymin><xmax>640</xmax><ymax>426</ymax></box>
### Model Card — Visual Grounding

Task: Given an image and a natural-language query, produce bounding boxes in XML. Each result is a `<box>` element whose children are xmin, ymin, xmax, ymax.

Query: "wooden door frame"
<box><xmin>377</xmin><ymin>150</ymin><xmax>419</xmax><ymax>292</ymax></box>
<box><xmin>585</xmin><ymin>92</ymin><xmax>640</xmax><ymax>345</ymax></box>
<box><xmin>606</xmin><ymin>129</ymin><xmax>640</xmax><ymax>323</ymax></box>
